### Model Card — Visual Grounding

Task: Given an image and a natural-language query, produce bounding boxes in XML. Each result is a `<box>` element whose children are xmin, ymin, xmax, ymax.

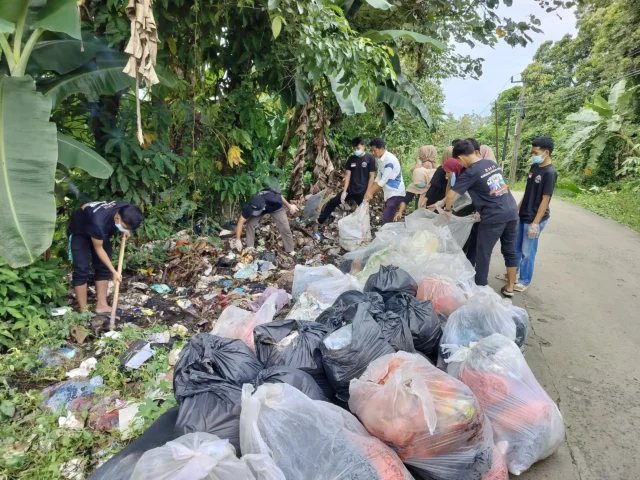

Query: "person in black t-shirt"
<box><xmin>232</xmin><ymin>188</ymin><xmax>298</xmax><ymax>253</ymax></box>
<box><xmin>443</xmin><ymin>140</ymin><xmax>519</xmax><ymax>295</ymax></box>
<box><xmin>497</xmin><ymin>136</ymin><xmax>558</xmax><ymax>292</ymax></box>
<box><xmin>67</xmin><ymin>201</ymin><xmax>144</xmax><ymax>314</ymax></box>
<box><xmin>318</xmin><ymin>137</ymin><xmax>376</xmax><ymax>224</ymax></box>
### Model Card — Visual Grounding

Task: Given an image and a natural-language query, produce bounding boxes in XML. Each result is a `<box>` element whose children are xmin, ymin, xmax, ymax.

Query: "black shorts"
<box><xmin>70</xmin><ymin>234</ymin><xmax>113</xmax><ymax>286</ymax></box>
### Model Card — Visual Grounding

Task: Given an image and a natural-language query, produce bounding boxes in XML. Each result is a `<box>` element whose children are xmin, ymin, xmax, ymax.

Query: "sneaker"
<box><xmin>513</xmin><ymin>283</ymin><xmax>528</xmax><ymax>292</ymax></box>
<box><xmin>500</xmin><ymin>286</ymin><xmax>514</xmax><ymax>298</ymax></box>
<box><xmin>495</xmin><ymin>273</ymin><xmax>508</xmax><ymax>282</ymax></box>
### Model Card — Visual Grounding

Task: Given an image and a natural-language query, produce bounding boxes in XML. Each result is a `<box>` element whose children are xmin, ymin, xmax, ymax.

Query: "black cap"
<box><xmin>242</xmin><ymin>194</ymin><xmax>266</xmax><ymax>219</ymax></box>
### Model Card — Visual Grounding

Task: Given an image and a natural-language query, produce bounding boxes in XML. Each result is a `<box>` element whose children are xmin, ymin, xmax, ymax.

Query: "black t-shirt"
<box><xmin>519</xmin><ymin>164</ymin><xmax>558</xmax><ymax>223</ymax></box>
<box><xmin>345</xmin><ymin>153</ymin><xmax>376</xmax><ymax>195</ymax></box>
<box><xmin>452</xmin><ymin>159</ymin><xmax>519</xmax><ymax>225</ymax></box>
<box><xmin>68</xmin><ymin>201</ymin><xmax>130</xmax><ymax>239</ymax></box>
<box><xmin>241</xmin><ymin>190</ymin><xmax>283</xmax><ymax>220</ymax></box>
<box><xmin>425</xmin><ymin>166</ymin><xmax>447</xmax><ymax>206</ymax></box>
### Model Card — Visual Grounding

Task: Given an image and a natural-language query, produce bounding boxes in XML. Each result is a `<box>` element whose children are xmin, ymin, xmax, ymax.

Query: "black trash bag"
<box><xmin>512</xmin><ymin>305</ymin><xmax>530</xmax><ymax>350</ymax></box>
<box><xmin>321</xmin><ymin>303</ymin><xmax>395</xmax><ymax>403</ymax></box>
<box><xmin>254</xmin><ymin>320</ymin><xmax>333</xmax><ymax>399</ymax></box>
<box><xmin>254</xmin><ymin>366</ymin><xmax>328</xmax><ymax>401</ymax></box>
<box><xmin>175</xmin><ymin>383</ymin><xmax>243</xmax><ymax>453</ymax></box>
<box><xmin>364</xmin><ymin>265</ymin><xmax>418</xmax><ymax>301</ymax></box>
<box><xmin>385</xmin><ymin>292</ymin><xmax>443</xmax><ymax>361</ymax></box>
<box><xmin>90</xmin><ymin>407</ymin><xmax>181</xmax><ymax>480</ymax></box>
<box><xmin>316</xmin><ymin>290</ymin><xmax>385</xmax><ymax>333</ymax></box>
<box><xmin>375</xmin><ymin>311</ymin><xmax>415</xmax><ymax>353</ymax></box>
<box><xmin>173</xmin><ymin>334</ymin><xmax>262</xmax><ymax>402</ymax></box>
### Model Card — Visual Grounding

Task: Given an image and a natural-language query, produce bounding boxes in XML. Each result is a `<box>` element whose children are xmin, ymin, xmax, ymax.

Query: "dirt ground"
<box><xmin>487</xmin><ymin>195</ymin><xmax>640</xmax><ymax>480</ymax></box>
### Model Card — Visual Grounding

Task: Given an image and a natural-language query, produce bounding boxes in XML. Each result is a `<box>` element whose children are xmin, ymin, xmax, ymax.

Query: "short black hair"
<box><xmin>452</xmin><ymin>140</ymin><xmax>476</xmax><ymax>158</ymax></box>
<box><xmin>369</xmin><ymin>137</ymin><xmax>386</xmax><ymax>149</ymax></box>
<box><xmin>532</xmin><ymin>136</ymin><xmax>554</xmax><ymax>154</ymax></box>
<box><xmin>466</xmin><ymin>137</ymin><xmax>481</xmax><ymax>152</ymax></box>
<box><xmin>119</xmin><ymin>204</ymin><xmax>144</xmax><ymax>230</ymax></box>
<box><xmin>451</xmin><ymin>139</ymin><xmax>462</xmax><ymax>146</ymax></box>
<box><xmin>351</xmin><ymin>137</ymin><xmax>364</xmax><ymax>148</ymax></box>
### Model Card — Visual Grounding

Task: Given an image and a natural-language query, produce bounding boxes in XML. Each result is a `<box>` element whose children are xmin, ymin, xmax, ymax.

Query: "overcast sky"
<box><xmin>443</xmin><ymin>0</ymin><xmax>577</xmax><ymax>118</ymax></box>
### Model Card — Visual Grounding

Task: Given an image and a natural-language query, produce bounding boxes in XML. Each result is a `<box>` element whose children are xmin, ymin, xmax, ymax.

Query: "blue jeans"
<box><xmin>516</xmin><ymin>220</ymin><xmax>548</xmax><ymax>286</ymax></box>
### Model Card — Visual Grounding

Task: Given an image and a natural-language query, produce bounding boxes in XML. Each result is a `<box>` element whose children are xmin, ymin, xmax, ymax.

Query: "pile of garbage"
<box><xmin>26</xmin><ymin>202</ymin><xmax>564</xmax><ymax>479</ymax></box>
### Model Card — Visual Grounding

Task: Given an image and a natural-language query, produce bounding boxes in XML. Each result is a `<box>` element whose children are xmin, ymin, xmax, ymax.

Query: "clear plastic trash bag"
<box><xmin>248</xmin><ymin>287</ymin><xmax>290</xmax><ymax>313</ymax></box>
<box><xmin>433</xmin><ymin>213</ymin><xmax>475</xmax><ymax>249</ymax></box>
<box><xmin>441</xmin><ymin>289</ymin><xmax>529</xmax><ymax>355</ymax></box>
<box><xmin>417</xmin><ymin>275</ymin><xmax>467</xmax><ymax>317</ymax></box>
<box><xmin>338</xmin><ymin>200</ymin><xmax>372</xmax><ymax>251</ymax></box>
<box><xmin>305</xmin><ymin>274</ymin><xmax>362</xmax><ymax>306</ymax></box>
<box><xmin>240</xmin><ymin>383</ymin><xmax>413</xmax><ymax>480</ymax></box>
<box><xmin>348</xmin><ymin>351</ymin><xmax>507</xmax><ymax>480</ymax></box>
<box><xmin>292</xmin><ymin>264</ymin><xmax>343</xmax><ymax>299</ymax></box>
<box><xmin>131</xmin><ymin>432</ymin><xmax>285</xmax><ymax>480</ymax></box>
<box><xmin>211</xmin><ymin>296</ymin><xmax>277</xmax><ymax>352</ymax></box>
<box><xmin>444</xmin><ymin>334</ymin><xmax>565</xmax><ymax>475</ymax></box>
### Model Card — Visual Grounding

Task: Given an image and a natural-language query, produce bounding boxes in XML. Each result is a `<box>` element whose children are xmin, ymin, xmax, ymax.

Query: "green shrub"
<box><xmin>0</xmin><ymin>259</ymin><xmax>67</xmax><ymax>349</ymax></box>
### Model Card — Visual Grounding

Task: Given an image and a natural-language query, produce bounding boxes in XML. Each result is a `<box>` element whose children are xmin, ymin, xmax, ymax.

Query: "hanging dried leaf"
<box><xmin>227</xmin><ymin>145</ymin><xmax>246</xmax><ymax>167</ymax></box>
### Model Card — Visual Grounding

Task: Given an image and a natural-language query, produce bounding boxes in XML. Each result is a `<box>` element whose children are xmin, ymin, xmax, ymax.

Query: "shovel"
<box><xmin>110</xmin><ymin>234</ymin><xmax>128</xmax><ymax>330</ymax></box>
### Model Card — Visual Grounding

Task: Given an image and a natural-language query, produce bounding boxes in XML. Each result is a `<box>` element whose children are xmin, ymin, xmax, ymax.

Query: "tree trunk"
<box><xmin>288</xmin><ymin>101</ymin><xmax>311</xmax><ymax>200</ymax></box>
<box><xmin>277</xmin><ymin>104</ymin><xmax>303</xmax><ymax>169</ymax></box>
<box><xmin>311</xmin><ymin>90</ymin><xmax>334</xmax><ymax>190</ymax></box>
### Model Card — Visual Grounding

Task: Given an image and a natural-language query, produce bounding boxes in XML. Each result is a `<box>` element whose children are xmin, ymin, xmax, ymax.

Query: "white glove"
<box><xmin>340</xmin><ymin>192</ymin><xmax>347</xmax><ymax>204</ymax></box>
<box><xmin>231</xmin><ymin>239</ymin><xmax>243</xmax><ymax>251</ymax></box>
<box><xmin>288</xmin><ymin>204</ymin><xmax>299</xmax><ymax>215</ymax></box>
<box><xmin>528</xmin><ymin>223</ymin><xmax>540</xmax><ymax>239</ymax></box>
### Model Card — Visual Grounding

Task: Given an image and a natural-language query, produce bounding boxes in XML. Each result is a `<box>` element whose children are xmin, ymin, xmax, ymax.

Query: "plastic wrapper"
<box><xmin>90</xmin><ymin>408</ymin><xmax>180</xmax><ymax>480</ymax></box>
<box><xmin>386</xmin><ymin>292</ymin><xmax>443</xmax><ymax>361</ymax></box>
<box><xmin>315</xmin><ymin>290</ymin><xmax>386</xmax><ymax>333</ymax></box>
<box><xmin>364</xmin><ymin>265</ymin><xmax>418</xmax><ymax>301</ymax></box>
<box><xmin>349</xmin><ymin>352</ymin><xmax>507</xmax><ymax>480</ymax></box>
<box><xmin>131</xmin><ymin>432</ymin><xmax>285</xmax><ymax>480</ymax></box>
<box><xmin>248</xmin><ymin>287</ymin><xmax>290</xmax><ymax>313</ymax></box>
<box><xmin>240</xmin><ymin>383</ymin><xmax>413</xmax><ymax>480</ymax></box>
<box><xmin>441</xmin><ymin>290</ymin><xmax>529</xmax><ymax>355</ymax></box>
<box><xmin>211</xmin><ymin>296</ymin><xmax>277</xmax><ymax>352</ymax></box>
<box><xmin>173</xmin><ymin>334</ymin><xmax>262</xmax><ymax>402</ymax></box>
<box><xmin>305</xmin><ymin>274</ymin><xmax>362</xmax><ymax>306</ymax></box>
<box><xmin>291</xmin><ymin>264</ymin><xmax>343</xmax><ymax>299</ymax></box>
<box><xmin>444</xmin><ymin>334</ymin><xmax>565</xmax><ymax>475</ymax></box>
<box><xmin>254</xmin><ymin>366</ymin><xmax>327</xmax><ymax>401</ymax></box>
<box><xmin>452</xmin><ymin>192</ymin><xmax>473</xmax><ymax>212</ymax></box>
<box><xmin>302</xmin><ymin>189</ymin><xmax>326</xmax><ymax>224</ymax></box>
<box><xmin>254</xmin><ymin>320</ymin><xmax>333</xmax><ymax>399</ymax></box>
<box><xmin>417</xmin><ymin>275</ymin><xmax>467</xmax><ymax>317</ymax></box>
<box><xmin>321</xmin><ymin>303</ymin><xmax>394</xmax><ymax>403</ymax></box>
<box><xmin>338</xmin><ymin>200</ymin><xmax>372</xmax><ymax>251</ymax></box>
<box><xmin>285</xmin><ymin>292</ymin><xmax>325</xmax><ymax>321</ymax></box>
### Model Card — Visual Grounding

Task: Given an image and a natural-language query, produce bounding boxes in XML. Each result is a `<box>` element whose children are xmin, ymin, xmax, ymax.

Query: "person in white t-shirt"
<box><xmin>364</xmin><ymin>137</ymin><xmax>406</xmax><ymax>224</ymax></box>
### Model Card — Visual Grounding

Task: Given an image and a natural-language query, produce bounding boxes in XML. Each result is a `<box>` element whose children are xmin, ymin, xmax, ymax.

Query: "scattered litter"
<box><xmin>248</xmin><ymin>287</ymin><xmax>290</xmax><ymax>313</ymax></box>
<box><xmin>60</xmin><ymin>458</ymin><xmax>85</xmax><ymax>480</ymax></box>
<box><xmin>66</xmin><ymin>358</ymin><xmax>97</xmax><ymax>379</ymax></box>
<box><xmin>147</xmin><ymin>332</ymin><xmax>170</xmax><ymax>344</ymax></box>
<box><xmin>120</xmin><ymin>341</ymin><xmax>155</xmax><ymax>369</ymax></box>
<box><xmin>41</xmin><ymin>376</ymin><xmax>103</xmax><ymax>411</ymax></box>
<box><xmin>231</xmin><ymin>288</ymin><xmax>245</xmax><ymax>295</ymax></box>
<box><xmin>37</xmin><ymin>346</ymin><xmax>78</xmax><ymax>368</ymax></box>
<box><xmin>150</xmin><ymin>284</ymin><xmax>172</xmax><ymax>294</ymax></box>
<box><xmin>69</xmin><ymin>325</ymin><xmax>88</xmax><ymax>345</ymax></box>
<box><xmin>104</xmin><ymin>331</ymin><xmax>121</xmax><ymax>340</ymax></box>
<box><xmin>58</xmin><ymin>411</ymin><xmax>84</xmax><ymax>430</ymax></box>
<box><xmin>168</xmin><ymin>348</ymin><xmax>182</xmax><ymax>367</ymax></box>
<box><xmin>134</xmin><ymin>307</ymin><xmax>154</xmax><ymax>316</ymax></box>
<box><xmin>176</xmin><ymin>299</ymin><xmax>192</xmax><ymax>310</ymax></box>
<box><xmin>176</xmin><ymin>287</ymin><xmax>189</xmax><ymax>295</ymax></box>
<box><xmin>118</xmin><ymin>403</ymin><xmax>143</xmax><ymax>439</ymax></box>
<box><xmin>51</xmin><ymin>307</ymin><xmax>71</xmax><ymax>317</ymax></box>
<box><xmin>169</xmin><ymin>323</ymin><xmax>188</xmax><ymax>337</ymax></box>
<box><xmin>130</xmin><ymin>282</ymin><xmax>149</xmax><ymax>291</ymax></box>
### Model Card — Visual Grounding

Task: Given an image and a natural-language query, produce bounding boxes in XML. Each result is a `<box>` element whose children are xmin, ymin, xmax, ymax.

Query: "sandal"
<box><xmin>513</xmin><ymin>283</ymin><xmax>528</xmax><ymax>293</ymax></box>
<box><xmin>495</xmin><ymin>273</ymin><xmax>508</xmax><ymax>282</ymax></box>
<box><xmin>500</xmin><ymin>286</ymin><xmax>514</xmax><ymax>298</ymax></box>
<box><xmin>95</xmin><ymin>308</ymin><xmax>123</xmax><ymax>317</ymax></box>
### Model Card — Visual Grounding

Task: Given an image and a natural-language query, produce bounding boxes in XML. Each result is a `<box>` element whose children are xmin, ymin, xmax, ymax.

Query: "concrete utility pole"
<box><xmin>509</xmin><ymin>75</ymin><xmax>526</xmax><ymax>185</ymax></box>
<box><xmin>494</xmin><ymin>100</ymin><xmax>499</xmax><ymax>164</ymax></box>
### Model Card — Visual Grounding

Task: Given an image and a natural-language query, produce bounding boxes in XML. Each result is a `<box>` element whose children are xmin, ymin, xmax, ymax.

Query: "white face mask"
<box><xmin>115</xmin><ymin>222</ymin><xmax>129</xmax><ymax>233</ymax></box>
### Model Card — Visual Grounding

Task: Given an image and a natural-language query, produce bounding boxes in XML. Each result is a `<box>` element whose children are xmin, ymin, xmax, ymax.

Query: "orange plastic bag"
<box><xmin>416</xmin><ymin>274</ymin><xmax>467</xmax><ymax>317</ymax></box>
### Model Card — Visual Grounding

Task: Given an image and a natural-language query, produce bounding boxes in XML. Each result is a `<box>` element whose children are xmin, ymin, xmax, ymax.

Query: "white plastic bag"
<box><xmin>349</xmin><ymin>352</ymin><xmax>507</xmax><ymax>480</ymax></box>
<box><xmin>338</xmin><ymin>201</ymin><xmax>372</xmax><ymax>251</ymax></box>
<box><xmin>444</xmin><ymin>334</ymin><xmax>565</xmax><ymax>475</ymax></box>
<box><xmin>240</xmin><ymin>383</ymin><xmax>413</xmax><ymax>480</ymax></box>
<box><xmin>305</xmin><ymin>274</ymin><xmax>362</xmax><ymax>305</ymax></box>
<box><xmin>291</xmin><ymin>264</ymin><xmax>343</xmax><ymax>299</ymax></box>
<box><xmin>285</xmin><ymin>292</ymin><xmax>326</xmax><ymax>321</ymax></box>
<box><xmin>131</xmin><ymin>432</ymin><xmax>285</xmax><ymax>480</ymax></box>
<box><xmin>211</xmin><ymin>296</ymin><xmax>277</xmax><ymax>352</ymax></box>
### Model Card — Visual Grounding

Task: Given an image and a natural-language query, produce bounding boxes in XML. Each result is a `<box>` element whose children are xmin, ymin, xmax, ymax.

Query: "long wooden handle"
<box><xmin>110</xmin><ymin>235</ymin><xmax>128</xmax><ymax>330</ymax></box>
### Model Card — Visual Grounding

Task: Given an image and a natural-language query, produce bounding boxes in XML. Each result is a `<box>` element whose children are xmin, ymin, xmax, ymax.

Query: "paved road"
<box><xmin>486</xmin><ymin>196</ymin><xmax>640</xmax><ymax>479</ymax></box>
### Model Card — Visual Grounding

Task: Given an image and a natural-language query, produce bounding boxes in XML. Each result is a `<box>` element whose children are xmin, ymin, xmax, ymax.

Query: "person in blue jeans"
<box><xmin>497</xmin><ymin>136</ymin><xmax>558</xmax><ymax>292</ymax></box>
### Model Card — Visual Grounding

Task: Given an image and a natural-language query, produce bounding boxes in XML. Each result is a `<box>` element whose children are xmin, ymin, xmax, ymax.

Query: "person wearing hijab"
<box><xmin>415</xmin><ymin>146</ymin><xmax>451</xmax><ymax>209</ymax></box>
<box><xmin>479</xmin><ymin>145</ymin><xmax>497</xmax><ymax>161</ymax></box>
<box><xmin>393</xmin><ymin>146</ymin><xmax>438</xmax><ymax>221</ymax></box>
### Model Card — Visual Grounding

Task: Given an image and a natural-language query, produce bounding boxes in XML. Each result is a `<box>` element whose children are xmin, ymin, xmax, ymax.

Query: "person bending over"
<box><xmin>232</xmin><ymin>188</ymin><xmax>298</xmax><ymax>254</ymax></box>
<box><xmin>394</xmin><ymin>145</ymin><xmax>438</xmax><ymax>221</ymax></box>
<box><xmin>318</xmin><ymin>137</ymin><xmax>375</xmax><ymax>224</ymax></box>
<box><xmin>68</xmin><ymin>201</ymin><xmax>144</xmax><ymax>314</ymax></box>
<box><xmin>441</xmin><ymin>140</ymin><xmax>519</xmax><ymax>296</ymax></box>
<box><xmin>364</xmin><ymin>137</ymin><xmax>406</xmax><ymax>224</ymax></box>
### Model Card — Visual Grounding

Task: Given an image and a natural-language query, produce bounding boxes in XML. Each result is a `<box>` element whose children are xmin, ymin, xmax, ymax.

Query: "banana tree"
<box><xmin>0</xmin><ymin>0</ymin><xmax>123</xmax><ymax>267</ymax></box>
<box><xmin>564</xmin><ymin>79</ymin><xmax>640</xmax><ymax>172</ymax></box>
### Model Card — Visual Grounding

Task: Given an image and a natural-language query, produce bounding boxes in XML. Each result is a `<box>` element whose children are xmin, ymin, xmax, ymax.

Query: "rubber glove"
<box><xmin>340</xmin><ymin>192</ymin><xmax>347</xmax><ymax>204</ymax></box>
<box><xmin>528</xmin><ymin>223</ymin><xmax>540</xmax><ymax>239</ymax></box>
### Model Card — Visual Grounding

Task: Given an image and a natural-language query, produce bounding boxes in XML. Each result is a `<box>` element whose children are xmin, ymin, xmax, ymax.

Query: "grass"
<box><xmin>563</xmin><ymin>189</ymin><xmax>640</xmax><ymax>233</ymax></box>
